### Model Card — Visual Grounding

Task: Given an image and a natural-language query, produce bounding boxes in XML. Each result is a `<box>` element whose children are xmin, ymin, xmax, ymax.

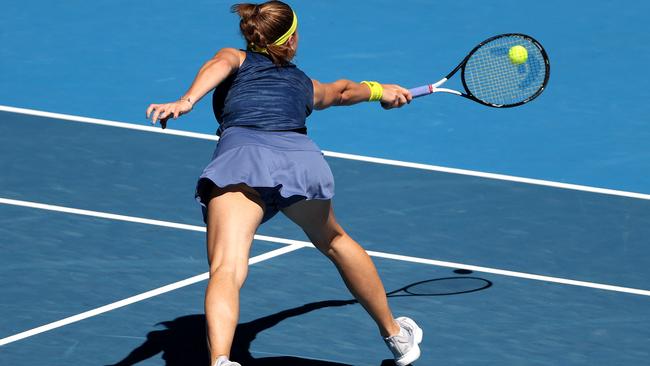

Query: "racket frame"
<box><xmin>410</xmin><ymin>33</ymin><xmax>550</xmax><ymax>108</ymax></box>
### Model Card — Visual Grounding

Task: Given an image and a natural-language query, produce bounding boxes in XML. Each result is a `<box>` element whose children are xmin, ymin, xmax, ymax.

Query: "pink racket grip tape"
<box><xmin>409</xmin><ymin>85</ymin><xmax>434</xmax><ymax>98</ymax></box>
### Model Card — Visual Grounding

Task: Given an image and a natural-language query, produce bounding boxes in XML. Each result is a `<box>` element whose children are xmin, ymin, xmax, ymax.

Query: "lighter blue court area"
<box><xmin>1</xmin><ymin>0</ymin><xmax>650</xmax><ymax>193</ymax></box>
<box><xmin>1</xmin><ymin>0</ymin><xmax>650</xmax><ymax>365</ymax></box>
<box><xmin>1</xmin><ymin>112</ymin><xmax>650</xmax><ymax>365</ymax></box>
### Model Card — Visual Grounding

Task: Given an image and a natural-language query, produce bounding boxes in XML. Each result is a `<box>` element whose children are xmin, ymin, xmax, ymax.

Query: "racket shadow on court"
<box><xmin>105</xmin><ymin>274</ymin><xmax>492</xmax><ymax>366</ymax></box>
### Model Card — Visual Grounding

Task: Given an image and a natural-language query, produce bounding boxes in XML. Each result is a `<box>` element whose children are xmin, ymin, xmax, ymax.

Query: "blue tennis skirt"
<box><xmin>195</xmin><ymin>126</ymin><xmax>335</xmax><ymax>223</ymax></box>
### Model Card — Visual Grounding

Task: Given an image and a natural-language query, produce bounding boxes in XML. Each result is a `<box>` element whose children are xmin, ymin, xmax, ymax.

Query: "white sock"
<box><xmin>214</xmin><ymin>356</ymin><xmax>229</xmax><ymax>366</ymax></box>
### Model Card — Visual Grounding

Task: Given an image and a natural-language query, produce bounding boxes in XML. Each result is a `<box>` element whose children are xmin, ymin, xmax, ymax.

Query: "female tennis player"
<box><xmin>146</xmin><ymin>2</ymin><xmax>421</xmax><ymax>366</ymax></box>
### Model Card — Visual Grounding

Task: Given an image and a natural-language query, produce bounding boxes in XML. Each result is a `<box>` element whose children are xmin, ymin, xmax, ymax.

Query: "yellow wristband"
<box><xmin>360</xmin><ymin>81</ymin><xmax>383</xmax><ymax>102</ymax></box>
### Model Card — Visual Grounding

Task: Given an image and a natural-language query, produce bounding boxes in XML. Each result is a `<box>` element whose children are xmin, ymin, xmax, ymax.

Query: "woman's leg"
<box><xmin>204</xmin><ymin>184</ymin><xmax>265</xmax><ymax>365</ymax></box>
<box><xmin>281</xmin><ymin>199</ymin><xmax>400</xmax><ymax>337</ymax></box>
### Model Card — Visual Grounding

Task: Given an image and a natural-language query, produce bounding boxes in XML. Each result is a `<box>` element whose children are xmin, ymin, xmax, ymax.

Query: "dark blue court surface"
<box><xmin>1</xmin><ymin>111</ymin><xmax>649</xmax><ymax>365</ymax></box>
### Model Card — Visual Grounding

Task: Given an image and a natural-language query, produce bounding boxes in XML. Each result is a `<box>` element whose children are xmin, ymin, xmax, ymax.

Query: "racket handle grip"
<box><xmin>408</xmin><ymin>85</ymin><xmax>433</xmax><ymax>98</ymax></box>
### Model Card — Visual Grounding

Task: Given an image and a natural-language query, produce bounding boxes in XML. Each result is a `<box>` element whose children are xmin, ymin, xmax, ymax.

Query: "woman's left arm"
<box><xmin>312</xmin><ymin>79</ymin><xmax>412</xmax><ymax>111</ymax></box>
<box><xmin>146</xmin><ymin>48</ymin><xmax>243</xmax><ymax>128</ymax></box>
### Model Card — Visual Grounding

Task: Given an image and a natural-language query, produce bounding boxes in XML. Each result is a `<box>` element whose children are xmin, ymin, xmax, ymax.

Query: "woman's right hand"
<box><xmin>379</xmin><ymin>84</ymin><xmax>412</xmax><ymax>110</ymax></box>
<box><xmin>146</xmin><ymin>99</ymin><xmax>193</xmax><ymax>129</ymax></box>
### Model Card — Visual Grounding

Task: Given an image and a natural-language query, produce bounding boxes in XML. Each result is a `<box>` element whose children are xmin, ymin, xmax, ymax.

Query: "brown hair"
<box><xmin>231</xmin><ymin>1</ymin><xmax>297</xmax><ymax>65</ymax></box>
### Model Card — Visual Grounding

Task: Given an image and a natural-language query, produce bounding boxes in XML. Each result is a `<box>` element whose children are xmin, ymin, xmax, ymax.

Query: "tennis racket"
<box><xmin>409</xmin><ymin>33</ymin><xmax>550</xmax><ymax>107</ymax></box>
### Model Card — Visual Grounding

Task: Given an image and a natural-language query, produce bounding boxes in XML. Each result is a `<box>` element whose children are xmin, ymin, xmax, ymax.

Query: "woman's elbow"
<box><xmin>338</xmin><ymin>91</ymin><xmax>354</xmax><ymax>106</ymax></box>
<box><xmin>336</xmin><ymin>80</ymin><xmax>355</xmax><ymax>105</ymax></box>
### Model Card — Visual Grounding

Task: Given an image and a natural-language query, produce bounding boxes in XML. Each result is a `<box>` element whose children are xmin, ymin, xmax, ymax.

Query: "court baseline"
<box><xmin>1</xmin><ymin>105</ymin><xmax>649</xmax><ymax>201</ymax></box>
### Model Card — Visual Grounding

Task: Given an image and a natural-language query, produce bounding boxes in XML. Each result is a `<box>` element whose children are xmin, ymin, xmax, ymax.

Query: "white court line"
<box><xmin>2</xmin><ymin>104</ymin><xmax>649</xmax><ymax>201</ymax></box>
<box><xmin>365</xmin><ymin>251</ymin><xmax>650</xmax><ymax>297</ymax></box>
<box><xmin>2</xmin><ymin>197</ymin><xmax>649</xmax><ymax>299</ymax></box>
<box><xmin>0</xmin><ymin>242</ymin><xmax>309</xmax><ymax>347</ymax></box>
<box><xmin>0</xmin><ymin>105</ymin><xmax>218</xmax><ymax>141</ymax></box>
<box><xmin>0</xmin><ymin>197</ymin><xmax>311</xmax><ymax>247</ymax></box>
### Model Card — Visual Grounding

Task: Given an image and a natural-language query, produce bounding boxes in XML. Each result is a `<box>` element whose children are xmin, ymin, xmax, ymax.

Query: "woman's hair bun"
<box><xmin>231</xmin><ymin>1</ymin><xmax>296</xmax><ymax>66</ymax></box>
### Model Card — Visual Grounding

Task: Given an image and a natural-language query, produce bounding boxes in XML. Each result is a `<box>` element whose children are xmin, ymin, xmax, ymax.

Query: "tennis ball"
<box><xmin>508</xmin><ymin>45</ymin><xmax>528</xmax><ymax>65</ymax></box>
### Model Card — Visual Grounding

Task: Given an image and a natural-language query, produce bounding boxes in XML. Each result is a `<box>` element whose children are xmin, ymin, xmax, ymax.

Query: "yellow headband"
<box><xmin>250</xmin><ymin>11</ymin><xmax>298</xmax><ymax>54</ymax></box>
<box><xmin>273</xmin><ymin>11</ymin><xmax>298</xmax><ymax>46</ymax></box>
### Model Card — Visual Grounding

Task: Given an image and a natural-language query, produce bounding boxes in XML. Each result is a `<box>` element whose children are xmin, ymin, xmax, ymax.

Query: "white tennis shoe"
<box><xmin>214</xmin><ymin>356</ymin><xmax>241</xmax><ymax>366</ymax></box>
<box><xmin>383</xmin><ymin>317</ymin><xmax>424</xmax><ymax>366</ymax></box>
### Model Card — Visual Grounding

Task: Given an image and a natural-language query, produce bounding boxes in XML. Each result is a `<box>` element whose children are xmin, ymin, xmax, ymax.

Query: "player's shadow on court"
<box><xmin>106</xmin><ymin>275</ymin><xmax>491</xmax><ymax>366</ymax></box>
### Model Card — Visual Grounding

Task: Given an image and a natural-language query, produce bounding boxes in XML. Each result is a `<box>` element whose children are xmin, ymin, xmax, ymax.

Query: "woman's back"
<box><xmin>213</xmin><ymin>50</ymin><xmax>313</xmax><ymax>134</ymax></box>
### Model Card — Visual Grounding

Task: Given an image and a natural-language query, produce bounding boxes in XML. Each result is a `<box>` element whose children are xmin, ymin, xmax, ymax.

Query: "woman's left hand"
<box><xmin>380</xmin><ymin>84</ymin><xmax>412</xmax><ymax>110</ymax></box>
<box><xmin>146</xmin><ymin>99</ymin><xmax>193</xmax><ymax>129</ymax></box>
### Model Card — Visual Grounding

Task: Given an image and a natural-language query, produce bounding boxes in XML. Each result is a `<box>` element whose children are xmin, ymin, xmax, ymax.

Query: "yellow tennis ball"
<box><xmin>508</xmin><ymin>45</ymin><xmax>528</xmax><ymax>65</ymax></box>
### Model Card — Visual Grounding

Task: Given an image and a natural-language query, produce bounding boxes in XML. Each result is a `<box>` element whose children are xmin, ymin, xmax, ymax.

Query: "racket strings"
<box><xmin>463</xmin><ymin>35</ymin><xmax>547</xmax><ymax>106</ymax></box>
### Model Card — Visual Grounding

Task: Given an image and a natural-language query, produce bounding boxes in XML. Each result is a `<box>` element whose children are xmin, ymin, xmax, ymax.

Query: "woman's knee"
<box><xmin>310</xmin><ymin>224</ymin><xmax>348</xmax><ymax>257</ymax></box>
<box><xmin>281</xmin><ymin>199</ymin><xmax>352</xmax><ymax>256</ymax></box>
<box><xmin>209</xmin><ymin>260</ymin><xmax>249</xmax><ymax>288</ymax></box>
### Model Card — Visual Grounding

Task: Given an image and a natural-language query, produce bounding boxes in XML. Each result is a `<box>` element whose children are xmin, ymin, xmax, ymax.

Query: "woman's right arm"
<box><xmin>146</xmin><ymin>48</ymin><xmax>244</xmax><ymax>128</ymax></box>
<box><xmin>312</xmin><ymin>79</ymin><xmax>412</xmax><ymax>111</ymax></box>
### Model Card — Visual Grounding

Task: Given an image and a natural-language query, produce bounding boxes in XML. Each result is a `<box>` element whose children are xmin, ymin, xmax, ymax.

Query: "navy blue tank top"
<box><xmin>212</xmin><ymin>51</ymin><xmax>314</xmax><ymax>135</ymax></box>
